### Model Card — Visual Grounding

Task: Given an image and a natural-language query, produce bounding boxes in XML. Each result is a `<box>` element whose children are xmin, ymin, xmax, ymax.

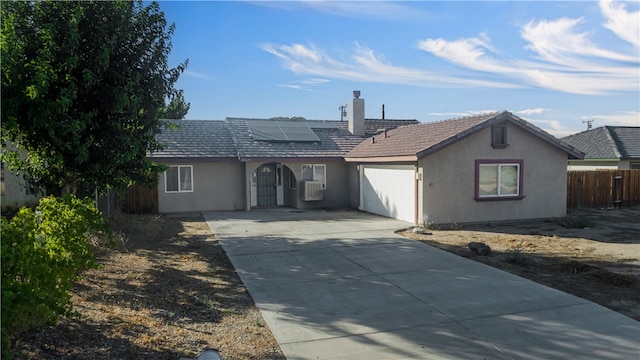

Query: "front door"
<box><xmin>257</xmin><ymin>164</ymin><xmax>277</xmax><ymax>206</ymax></box>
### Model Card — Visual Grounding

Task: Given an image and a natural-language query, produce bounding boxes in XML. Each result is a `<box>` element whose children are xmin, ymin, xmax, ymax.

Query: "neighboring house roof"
<box><xmin>334</xmin><ymin>119</ymin><xmax>421</xmax><ymax>136</ymax></box>
<box><xmin>562</xmin><ymin>126</ymin><xmax>640</xmax><ymax>160</ymax></box>
<box><xmin>345</xmin><ymin>111</ymin><xmax>584</xmax><ymax>161</ymax></box>
<box><xmin>149</xmin><ymin>120</ymin><xmax>237</xmax><ymax>160</ymax></box>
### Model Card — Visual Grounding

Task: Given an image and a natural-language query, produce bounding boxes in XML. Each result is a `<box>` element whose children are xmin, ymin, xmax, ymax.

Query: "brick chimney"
<box><xmin>348</xmin><ymin>90</ymin><xmax>365</xmax><ymax>136</ymax></box>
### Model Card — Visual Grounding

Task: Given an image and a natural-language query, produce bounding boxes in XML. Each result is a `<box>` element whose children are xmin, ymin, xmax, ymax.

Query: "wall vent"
<box><xmin>304</xmin><ymin>181</ymin><xmax>324</xmax><ymax>201</ymax></box>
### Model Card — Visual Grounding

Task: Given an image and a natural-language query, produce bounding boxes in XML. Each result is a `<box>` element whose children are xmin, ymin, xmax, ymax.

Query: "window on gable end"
<box><xmin>491</xmin><ymin>123</ymin><xmax>509</xmax><ymax>149</ymax></box>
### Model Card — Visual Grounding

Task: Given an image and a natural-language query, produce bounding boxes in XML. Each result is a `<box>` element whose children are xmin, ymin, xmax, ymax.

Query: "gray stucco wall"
<box><xmin>242</xmin><ymin>160</ymin><xmax>352</xmax><ymax>211</ymax></box>
<box><xmin>298</xmin><ymin>160</ymin><xmax>350</xmax><ymax>210</ymax></box>
<box><xmin>420</xmin><ymin>124</ymin><xmax>569</xmax><ymax>224</ymax></box>
<box><xmin>157</xmin><ymin>161</ymin><xmax>244</xmax><ymax>213</ymax></box>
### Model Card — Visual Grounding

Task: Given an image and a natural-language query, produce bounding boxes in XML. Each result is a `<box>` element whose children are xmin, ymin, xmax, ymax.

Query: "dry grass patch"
<box><xmin>13</xmin><ymin>212</ymin><xmax>285</xmax><ymax>360</ymax></box>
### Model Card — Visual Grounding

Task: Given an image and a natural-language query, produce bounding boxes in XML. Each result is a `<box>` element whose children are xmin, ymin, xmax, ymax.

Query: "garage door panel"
<box><xmin>362</xmin><ymin>166</ymin><xmax>415</xmax><ymax>223</ymax></box>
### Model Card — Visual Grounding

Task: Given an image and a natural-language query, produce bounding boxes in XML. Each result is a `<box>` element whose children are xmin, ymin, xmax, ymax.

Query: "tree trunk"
<box><xmin>61</xmin><ymin>176</ymin><xmax>78</xmax><ymax>195</ymax></box>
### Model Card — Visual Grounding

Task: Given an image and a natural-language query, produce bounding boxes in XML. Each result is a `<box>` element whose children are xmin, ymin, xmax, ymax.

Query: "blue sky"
<box><xmin>160</xmin><ymin>0</ymin><xmax>639</xmax><ymax>137</ymax></box>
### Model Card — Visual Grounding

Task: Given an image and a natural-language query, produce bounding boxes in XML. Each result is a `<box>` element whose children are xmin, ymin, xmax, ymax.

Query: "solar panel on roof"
<box><xmin>308</xmin><ymin>121</ymin><xmax>337</xmax><ymax>129</ymax></box>
<box><xmin>249</xmin><ymin>121</ymin><xmax>283</xmax><ymax>141</ymax></box>
<box><xmin>247</xmin><ymin>120</ymin><xmax>320</xmax><ymax>142</ymax></box>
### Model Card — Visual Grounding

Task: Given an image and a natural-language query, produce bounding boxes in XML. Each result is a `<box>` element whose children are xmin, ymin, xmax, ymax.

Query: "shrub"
<box><xmin>1</xmin><ymin>195</ymin><xmax>109</xmax><ymax>358</ymax></box>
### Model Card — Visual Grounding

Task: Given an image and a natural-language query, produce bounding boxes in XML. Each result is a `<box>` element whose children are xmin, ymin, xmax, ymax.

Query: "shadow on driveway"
<box><xmin>205</xmin><ymin>209</ymin><xmax>639</xmax><ymax>360</ymax></box>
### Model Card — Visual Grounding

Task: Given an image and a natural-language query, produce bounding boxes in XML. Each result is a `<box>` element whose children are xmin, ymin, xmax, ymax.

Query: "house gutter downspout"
<box><xmin>414</xmin><ymin>162</ymin><xmax>419</xmax><ymax>225</ymax></box>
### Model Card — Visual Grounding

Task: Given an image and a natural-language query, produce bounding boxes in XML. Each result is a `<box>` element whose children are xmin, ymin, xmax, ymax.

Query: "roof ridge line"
<box><xmin>426</xmin><ymin>111</ymin><xmax>503</xmax><ymax>125</ymax></box>
<box><xmin>603</xmin><ymin>126</ymin><xmax>622</xmax><ymax>158</ymax></box>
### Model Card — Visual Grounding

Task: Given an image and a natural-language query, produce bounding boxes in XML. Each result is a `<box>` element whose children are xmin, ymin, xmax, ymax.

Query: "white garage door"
<box><xmin>362</xmin><ymin>165</ymin><xmax>415</xmax><ymax>223</ymax></box>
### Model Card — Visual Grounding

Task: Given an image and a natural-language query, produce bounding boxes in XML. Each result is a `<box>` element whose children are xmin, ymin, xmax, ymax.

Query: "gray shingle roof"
<box><xmin>346</xmin><ymin>111</ymin><xmax>584</xmax><ymax>160</ymax></box>
<box><xmin>150</xmin><ymin>118</ymin><xmax>413</xmax><ymax>161</ymax></box>
<box><xmin>607</xmin><ymin>127</ymin><xmax>640</xmax><ymax>159</ymax></box>
<box><xmin>150</xmin><ymin>113</ymin><xmax>584</xmax><ymax>162</ymax></box>
<box><xmin>562</xmin><ymin>126</ymin><xmax>640</xmax><ymax>160</ymax></box>
<box><xmin>149</xmin><ymin>120</ymin><xmax>237</xmax><ymax>159</ymax></box>
<box><xmin>226</xmin><ymin>118</ymin><xmax>363</xmax><ymax>161</ymax></box>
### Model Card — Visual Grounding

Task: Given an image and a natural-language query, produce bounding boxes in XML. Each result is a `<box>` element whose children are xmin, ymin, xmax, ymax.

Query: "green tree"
<box><xmin>160</xmin><ymin>89</ymin><xmax>191</xmax><ymax>119</ymax></box>
<box><xmin>1</xmin><ymin>1</ymin><xmax>188</xmax><ymax>195</ymax></box>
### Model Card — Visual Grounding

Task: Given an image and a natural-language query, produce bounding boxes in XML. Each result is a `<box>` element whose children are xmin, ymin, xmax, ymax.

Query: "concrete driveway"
<box><xmin>204</xmin><ymin>209</ymin><xmax>639</xmax><ymax>360</ymax></box>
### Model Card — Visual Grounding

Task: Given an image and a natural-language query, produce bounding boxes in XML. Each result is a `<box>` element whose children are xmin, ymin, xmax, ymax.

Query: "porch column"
<box><xmin>244</xmin><ymin>162</ymin><xmax>252</xmax><ymax>211</ymax></box>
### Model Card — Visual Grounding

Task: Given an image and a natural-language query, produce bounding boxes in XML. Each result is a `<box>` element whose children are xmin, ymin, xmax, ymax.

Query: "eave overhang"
<box><xmin>344</xmin><ymin>155</ymin><xmax>418</xmax><ymax>163</ymax></box>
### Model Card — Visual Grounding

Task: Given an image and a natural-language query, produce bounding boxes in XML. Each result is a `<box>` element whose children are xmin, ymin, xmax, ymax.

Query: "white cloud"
<box><xmin>301</xmin><ymin>78</ymin><xmax>331</xmax><ymax>85</ymax></box>
<box><xmin>183</xmin><ymin>70</ymin><xmax>210</xmax><ymax>80</ymax></box>
<box><xmin>261</xmin><ymin>1</ymin><xmax>639</xmax><ymax>95</ymax></box>
<box><xmin>600</xmin><ymin>0</ymin><xmax>640</xmax><ymax>48</ymax></box>
<box><xmin>260</xmin><ymin>42</ymin><xmax>519</xmax><ymax>89</ymax></box>
<box><xmin>528</xmin><ymin>111</ymin><xmax>640</xmax><ymax>137</ymax></box>
<box><xmin>427</xmin><ymin>110</ymin><xmax>499</xmax><ymax>118</ymax></box>
<box><xmin>417</xmin><ymin>35</ymin><xmax>509</xmax><ymax>74</ymax></box>
<box><xmin>526</xmin><ymin>118</ymin><xmax>578</xmax><ymax>138</ymax></box>
<box><xmin>418</xmin><ymin>7</ymin><xmax>639</xmax><ymax>95</ymax></box>
<box><xmin>251</xmin><ymin>1</ymin><xmax>427</xmax><ymax>21</ymax></box>
<box><xmin>587</xmin><ymin>111</ymin><xmax>640</xmax><ymax>126</ymax></box>
<box><xmin>279</xmin><ymin>84</ymin><xmax>305</xmax><ymax>90</ymax></box>
<box><xmin>277</xmin><ymin>78</ymin><xmax>331</xmax><ymax>91</ymax></box>
<box><xmin>522</xmin><ymin>17</ymin><xmax>637</xmax><ymax>64</ymax></box>
<box><xmin>516</xmin><ymin>108</ymin><xmax>551</xmax><ymax>115</ymax></box>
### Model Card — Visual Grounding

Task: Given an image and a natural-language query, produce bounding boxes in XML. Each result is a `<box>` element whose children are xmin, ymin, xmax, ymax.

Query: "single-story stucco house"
<box><xmin>562</xmin><ymin>126</ymin><xmax>640</xmax><ymax>170</ymax></box>
<box><xmin>149</xmin><ymin>91</ymin><xmax>584</xmax><ymax>225</ymax></box>
<box><xmin>149</xmin><ymin>91</ymin><xmax>417</xmax><ymax>214</ymax></box>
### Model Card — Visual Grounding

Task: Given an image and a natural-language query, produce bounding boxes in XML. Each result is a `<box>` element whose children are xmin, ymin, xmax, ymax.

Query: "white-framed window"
<box><xmin>302</xmin><ymin>164</ymin><xmax>326</xmax><ymax>189</ymax></box>
<box><xmin>165</xmin><ymin>165</ymin><xmax>193</xmax><ymax>193</ymax></box>
<box><xmin>475</xmin><ymin>160</ymin><xmax>523</xmax><ymax>200</ymax></box>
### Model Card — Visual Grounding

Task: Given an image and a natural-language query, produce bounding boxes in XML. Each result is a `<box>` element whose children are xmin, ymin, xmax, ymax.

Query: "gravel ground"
<box><xmin>13</xmin><ymin>212</ymin><xmax>285</xmax><ymax>360</ymax></box>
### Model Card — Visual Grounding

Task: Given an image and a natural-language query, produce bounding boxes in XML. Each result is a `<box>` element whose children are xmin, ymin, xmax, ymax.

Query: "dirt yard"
<box><xmin>399</xmin><ymin>207</ymin><xmax>640</xmax><ymax>321</ymax></box>
<box><xmin>12</xmin><ymin>207</ymin><xmax>639</xmax><ymax>359</ymax></box>
<box><xmin>13</xmin><ymin>212</ymin><xmax>285</xmax><ymax>360</ymax></box>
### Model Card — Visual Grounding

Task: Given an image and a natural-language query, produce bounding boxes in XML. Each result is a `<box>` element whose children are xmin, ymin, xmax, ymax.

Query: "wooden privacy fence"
<box><xmin>120</xmin><ymin>184</ymin><xmax>158</xmax><ymax>214</ymax></box>
<box><xmin>567</xmin><ymin>169</ymin><xmax>640</xmax><ymax>209</ymax></box>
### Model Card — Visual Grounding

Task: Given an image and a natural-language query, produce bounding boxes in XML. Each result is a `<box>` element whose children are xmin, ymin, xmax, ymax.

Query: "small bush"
<box><xmin>1</xmin><ymin>195</ymin><xmax>109</xmax><ymax>358</ymax></box>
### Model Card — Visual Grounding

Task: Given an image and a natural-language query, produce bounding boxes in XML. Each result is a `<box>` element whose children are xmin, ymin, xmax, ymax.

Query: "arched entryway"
<box><xmin>252</xmin><ymin>163</ymin><xmax>297</xmax><ymax>208</ymax></box>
